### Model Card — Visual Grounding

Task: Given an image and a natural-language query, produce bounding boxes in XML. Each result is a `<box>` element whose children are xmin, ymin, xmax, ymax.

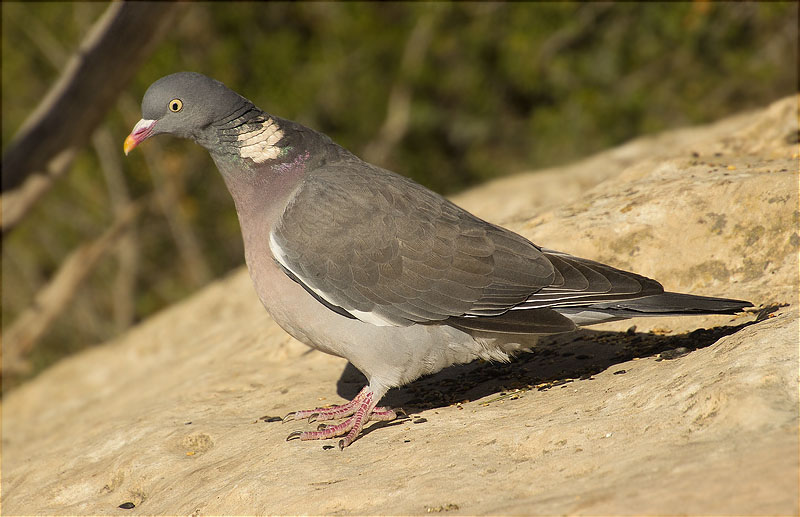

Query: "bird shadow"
<box><xmin>336</xmin><ymin>308</ymin><xmax>777</xmax><ymax>415</ymax></box>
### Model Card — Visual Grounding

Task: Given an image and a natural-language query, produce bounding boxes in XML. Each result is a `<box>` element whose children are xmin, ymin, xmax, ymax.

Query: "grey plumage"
<box><xmin>125</xmin><ymin>72</ymin><xmax>752</xmax><ymax>448</ymax></box>
<box><xmin>272</xmin><ymin>162</ymin><xmax>555</xmax><ymax>327</ymax></box>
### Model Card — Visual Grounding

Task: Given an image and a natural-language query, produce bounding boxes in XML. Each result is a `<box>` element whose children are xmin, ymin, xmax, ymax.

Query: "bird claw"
<box><xmin>282</xmin><ymin>387</ymin><xmax>389</xmax><ymax>447</ymax></box>
<box><xmin>286</xmin><ymin>430</ymin><xmax>304</xmax><ymax>441</ymax></box>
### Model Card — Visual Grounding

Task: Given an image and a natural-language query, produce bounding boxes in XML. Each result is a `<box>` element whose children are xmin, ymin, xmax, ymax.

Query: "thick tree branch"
<box><xmin>1</xmin><ymin>2</ymin><xmax>184</xmax><ymax>194</ymax></box>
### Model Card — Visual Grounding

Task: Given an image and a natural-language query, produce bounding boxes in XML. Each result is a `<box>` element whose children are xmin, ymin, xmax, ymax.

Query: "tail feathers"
<box><xmin>448</xmin><ymin>292</ymin><xmax>753</xmax><ymax>333</ymax></box>
<box><xmin>587</xmin><ymin>292</ymin><xmax>752</xmax><ymax>315</ymax></box>
<box><xmin>556</xmin><ymin>292</ymin><xmax>752</xmax><ymax>326</ymax></box>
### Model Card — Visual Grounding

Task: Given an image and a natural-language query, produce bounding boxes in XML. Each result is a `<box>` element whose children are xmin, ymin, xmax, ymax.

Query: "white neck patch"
<box><xmin>237</xmin><ymin>118</ymin><xmax>284</xmax><ymax>163</ymax></box>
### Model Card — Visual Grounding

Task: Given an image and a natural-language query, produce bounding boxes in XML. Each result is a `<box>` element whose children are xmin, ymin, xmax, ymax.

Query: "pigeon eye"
<box><xmin>168</xmin><ymin>99</ymin><xmax>183</xmax><ymax>112</ymax></box>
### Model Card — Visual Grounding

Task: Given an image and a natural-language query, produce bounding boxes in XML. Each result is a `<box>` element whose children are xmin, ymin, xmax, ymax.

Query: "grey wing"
<box><xmin>449</xmin><ymin>249</ymin><xmax>665</xmax><ymax>332</ymax></box>
<box><xmin>270</xmin><ymin>162</ymin><xmax>558</xmax><ymax>327</ymax></box>
<box><xmin>271</xmin><ymin>162</ymin><xmax>671</xmax><ymax>334</ymax></box>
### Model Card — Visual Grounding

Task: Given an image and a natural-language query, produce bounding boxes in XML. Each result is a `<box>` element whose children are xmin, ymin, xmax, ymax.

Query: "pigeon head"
<box><xmin>124</xmin><ymin>72</ymin><xmax>252</xmax><ymax>154</ymax></box>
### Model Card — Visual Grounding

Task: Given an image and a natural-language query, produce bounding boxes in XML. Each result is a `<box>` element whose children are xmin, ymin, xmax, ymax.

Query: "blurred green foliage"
<box><xmin>1</xmin><ymin>2</ymin><xmax>797</xmax><ymax>390</ymax></box>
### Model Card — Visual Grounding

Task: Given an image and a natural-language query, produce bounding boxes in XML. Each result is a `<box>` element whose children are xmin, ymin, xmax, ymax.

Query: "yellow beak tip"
<box><xmin>123</xmin><ymin>135</ymin><xmax>137</xmax><ymax>156</ymax></box>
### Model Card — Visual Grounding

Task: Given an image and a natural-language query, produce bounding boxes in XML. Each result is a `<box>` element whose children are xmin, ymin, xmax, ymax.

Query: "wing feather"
<box><xmin>271</xmin><ymin>161</ymin><xmax>554</xmax><ymax>326</ymax></box>
<box><xmin>271</xmin><ymin>159</ymin><xmax>675</xmax><ymax>331</ymax></box>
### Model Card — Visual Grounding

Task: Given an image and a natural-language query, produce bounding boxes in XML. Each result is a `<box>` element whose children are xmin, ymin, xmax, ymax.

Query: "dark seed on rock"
<box><xmin>413</xmin><ymin>418</ymin><xmax>428</xmax><ymax>424</ymax></box>
<box><xmin>613</xmin><ymin>369</ymin><xmax>627</xmax><ymax>375</ymax></box>
<box><xmin>118</xmin><ymin>502</ymin><xmax>135</xmax><ymax>509</ymax></box>
<box><xmin>260</xmin><ymin>416</ymin><xmax>282</xmax><ymax>423</ymax></box>
<box><xmin>322</xmin><ymin>445</ymin><xmax>335</xmax><ymax>450</ymax></box>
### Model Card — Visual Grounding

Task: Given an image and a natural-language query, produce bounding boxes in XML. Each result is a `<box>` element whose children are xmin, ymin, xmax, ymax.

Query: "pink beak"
<box><xmin>123</xmin><ymin>119</ymin><xmax>157</xmax><ymax>155</ymax></box>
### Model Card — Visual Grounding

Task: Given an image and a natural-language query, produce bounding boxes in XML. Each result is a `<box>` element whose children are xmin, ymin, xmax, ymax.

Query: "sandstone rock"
<box><xmin>2</xmin><ymin>96</ymin><xmax>797</xmax><ymax>515</ymax></box>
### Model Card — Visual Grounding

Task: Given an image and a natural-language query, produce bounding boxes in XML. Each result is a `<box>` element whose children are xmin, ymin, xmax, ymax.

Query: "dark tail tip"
<box><xmin>597</xmin><ymin>292</ymin><xmax>753</xmax><ymax>315</ymax></box>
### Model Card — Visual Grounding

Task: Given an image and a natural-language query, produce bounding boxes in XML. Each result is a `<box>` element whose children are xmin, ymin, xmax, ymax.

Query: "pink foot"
<box><xmin>284</xmin><ymin>386</ymin><xmax>400</xmax><ymax>448</ymax></box>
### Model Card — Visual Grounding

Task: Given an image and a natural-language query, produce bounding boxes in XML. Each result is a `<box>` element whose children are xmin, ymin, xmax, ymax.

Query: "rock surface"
<box><xmin>2</xmin><ymin>96</ymin><xmax>798</xmax><ymax>515</ymax></box>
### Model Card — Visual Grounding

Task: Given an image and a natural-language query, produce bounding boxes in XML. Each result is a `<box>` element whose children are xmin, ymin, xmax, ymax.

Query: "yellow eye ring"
<box><xmin>168</xmin><ymin>99</ymin><xmax>183</xmax><ymax>112</ymax></box>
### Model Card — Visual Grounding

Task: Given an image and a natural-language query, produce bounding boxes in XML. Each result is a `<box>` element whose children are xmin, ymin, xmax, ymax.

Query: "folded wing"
<box><xmin>271</xmin><ymin>160</ymin><xmax>747</xmax><ymax>335</ymax></box>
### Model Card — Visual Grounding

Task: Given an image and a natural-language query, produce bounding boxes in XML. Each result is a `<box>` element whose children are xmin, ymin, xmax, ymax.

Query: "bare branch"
<box><xmin>0</xmin><ymin>148</ymin><xmax>77</xmax><ymax>236</ymax></box>
<box><xmin>1</xmin><ymin>2</ymin><xmax>185</xmax><ymax>194</ymax></box>
<box><xmin>1</xmin><ymin>7</ymin><xmax>73</xmax><ymax>237</ymax></box>
<box><xmin>13</xmin><ymin>3</ymin><xmax>69</xmax><ymax>68</ymax></box>
<box><xmin>141</xmin><ymin>145</ymin><xmax>213</xmax><ymax>287</ymax></box>
<box><xmin>535</xmin><ymin>3</ymin><xmax>615</xmax><ymax>71</ymax></box>
<box><xmin>362</xmin><ymin>8</ymin><xmax>442</xmax><ymax>165</ymax></box>
<box><xmin>2</xmin><ymin>198</ymin><xmax>148</xmax><ymax>375</ymax></box>
<box><xmin>92</xmin><ymin>126</ymin><xmax>139</xmax><ymax>332</ymax></box>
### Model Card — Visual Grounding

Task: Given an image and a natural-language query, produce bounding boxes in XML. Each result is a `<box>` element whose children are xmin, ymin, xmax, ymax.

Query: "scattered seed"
<box><xmin>118</xmin><ymin>502</ymin><xmax>135</xmax><ymax>509</ymax></box>
<box><xmin>426</xmin><ymin>503</ymin><xmax>460</xmax><ymax>513</ymax></box>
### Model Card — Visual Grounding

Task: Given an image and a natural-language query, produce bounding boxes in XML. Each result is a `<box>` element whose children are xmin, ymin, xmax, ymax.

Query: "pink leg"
<box><xmin>284</xmin><ymin>386</ymin><xmax>400</xmax><ymax>448</ymax></box>
<box><xmin>283</xmin><ymin>386</ymin><xmax>394</xmax><ymax>423</ymax></box>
